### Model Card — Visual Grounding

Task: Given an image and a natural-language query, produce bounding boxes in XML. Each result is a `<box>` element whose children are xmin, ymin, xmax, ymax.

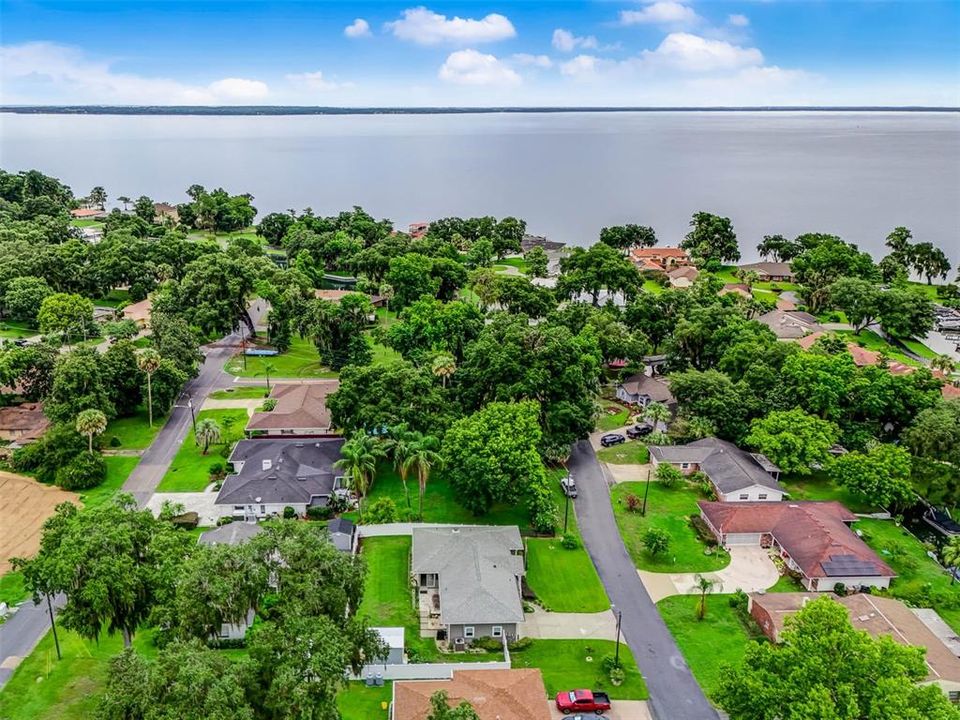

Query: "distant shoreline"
<box><xmin>2</xmin><ymin>105</ymin><xmax>958</xmax><ymax>117</ymax></box>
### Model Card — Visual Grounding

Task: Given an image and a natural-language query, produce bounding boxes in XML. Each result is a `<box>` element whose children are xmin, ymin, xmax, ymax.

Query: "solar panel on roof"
<box><xmin>821</xmin><ymin>555</ymin><xmax>881</xmax><ymax>577</ymax></box>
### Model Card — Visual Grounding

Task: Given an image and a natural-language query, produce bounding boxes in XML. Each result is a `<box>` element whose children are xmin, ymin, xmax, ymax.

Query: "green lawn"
<box><xmin>69</xmin><ymin>219</ymin><xmax>104</xmax><ymax>228</ymax></box>
<box><xmin>0</xmin><ymin>320</ymin><xmax>36</xmax><ymax>339</ymax></box>
<box><xmin>597</xmin><ymin>405</ymin><xmax>630</xmax><ymax>432</ymax></box>
<box><xmin>77</xmin><ymin>456</ymin><xmax>139</xmax><ymax>509</ymax></box>
<box><xmin>157</xmin><ymin>409</ymin><xmax>248</xmax><ymax>492</ymax></box>
<box><xmin>511</xmin><ymin>639</ymin><xmax>648</xmax><ymax>700</ymax></box>
<box><xmin>658</xmin><ymin>594</ymin><xmax>765</xmax><ymax>698</ymax></box>
<box><xmin>596</xmin><ymin>442</ymin><xmax>649</xmax><ymax>465</ymax></box>
<box><xmin>103</xmin><ymin>406</ymin><xmax>167</xmax><ymax>450</ymax></box>
<box><xmin>854</xmin><ymin>519</ymin><xmax>960</xmax><ymax>633</ymax></box>
<box><xmin>0</xmin><ymin>627</ymin><xmax>158</xmax><ymax>720</ymax></box>
<box><xmin>0</xmin><ymin>570</ymin><xmax>27</xmax><ymax>606</ymax></box>
<box><xmin>90</xmin><ymin>289</ymin><xmax>131</xmax><ymax>308</ymax></box>
<box><xmin>641</xmin><ymin>279</ymin><xmax>665</xmax><ymax>294</ymax></box>
<box><xmin>225</xmin><ymin>336</ymin><xmax>338</xmax><ymax>379</ymax></box>
<box><xmin>368</xmin><ymin>334</ymin><xmax>402</xmax><ymax>366</ymax></box>
<box><xmin>835</xmin><ymin>329</ymin><xmax>918</xmax><ymax>366</ymax></box>
<box><xmin>337</xmin><ymin>682</ymin><xmax>392</xmax><ymax>720</ymax></box>
<box><xmin>899</xmin><ymin>338</ymin><xmax>938</xmax><ymax>360</ymax></box>
<box><xmin>611</xmin><ymin>482</ymin><xmax>729</xmax><ymax>573</ymax></box>
<box><xmin>779</xmin><ymin>471</ymin><xmax>878</xmax><ymax>514</ymax></box>
<box><xmin>767</xmin><ymin>574</ymin><xmax>805</xmax><ymax>592</ymax></box>
<box><xmin>526</xmin><ymin>538</ymin><xmax>608</xmax><ymax>612</ymax></box>
<box><xmin>209</xmin><ymin>386</ymin><xmax>271</xmax><ymax>400</ymax></box>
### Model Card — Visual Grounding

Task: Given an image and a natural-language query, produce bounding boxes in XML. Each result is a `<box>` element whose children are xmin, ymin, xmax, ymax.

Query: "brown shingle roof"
<box><xmin>313</xmin><ymin>289</ymin><xmax>384</xmax><ymax>305</ymax></box>
<box><xmin>246</xmin><ymin>382</ymin><xmax>338</xmax><ymax>432</ymax></box>
<box><xmin>699</xmin><ymin>501</ymin><xmax>894</xmax><ymax>580</ymax></box>
<box><xmin>121</xmin><ymin>298</ymin><xmax>152</xmax><ymax>324</ymax></box>
<box><xmin>668</xmin><ymin>266</ymin><xmax>699</xmax><ymax>281</ymax></box>
<box><xmin>0</xmin><ymin>402</ymin><xmax>50</xmax><ymax>442</ymax></box>
<box><xmin>749</xmin><ymin>593</ymin><xmax>960</xmax><ymax>684</ymax></box>
<box><xmin>393</xmin><ymin>669</ymin><xmax>551</xmax><ymax>720</ymax></box>
<box><xmin>632</xmin><ymin>247</ymin><xmax>689</xmax><ymax>258</ymax></box>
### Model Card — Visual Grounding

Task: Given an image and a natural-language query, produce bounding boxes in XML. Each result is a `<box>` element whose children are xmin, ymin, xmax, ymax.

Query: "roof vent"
<box><xmin>296</xmin><ymin>476</ymin><xmax>306</xmax><ymax>482</ymax></box>
<box><xmin>451</xmin><ymin>528</ymin><xmax>460</xmax><ymax>534</ymax></box>
<box><xmin>262</xmin><ymin>459</ymin><xmax>272</xmax><ymax>471</ymax></box>
<box><xmin>295</xmin><ymin>443</ymin><xmax>304</xmax><ymax>448</ymax></box>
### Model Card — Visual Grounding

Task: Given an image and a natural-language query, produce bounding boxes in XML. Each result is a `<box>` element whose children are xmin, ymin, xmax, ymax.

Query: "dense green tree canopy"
<box><xmin>599</xmin><ymin>224</ymin><xmax>657</xmax><ymax>251</ymax></box>
<box><xmin>681</xmin><ymin>212</ymin><xmax>740</xmax><ymax>264</ymax></box>
<box><xmin>831</xmin><ymin>443</ymin><xmax>915</xmax><ymax>510</ymax></box>
<box><xmin>745</xmin><ymin>409</ymin><xmax>840</xmax><ymax>475</ymax></box>
<box><xmin>384</xmin><ymin>297</ymin><xmax>484</xmax><ymax>362</ymax></box>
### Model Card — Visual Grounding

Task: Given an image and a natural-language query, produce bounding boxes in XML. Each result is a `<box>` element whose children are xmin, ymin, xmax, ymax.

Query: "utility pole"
<box><xmin>46</xmin><ymin>594</ymin><xmax>61</xmax><ymax>661</ymax></box>
<box><xmin>641</xmin><ymin>465</ymin><xmax>652</xmax><ymax>516</ymax></box>
<box><xmin>613</xmin><ymin>608</ymin><xmax>623</xmax><ymax>667</ymax></box>
<box><xmin>187</xmin><ymin>395</ymin><xmax>197</xmax><ymax>442</ymax></box>
<box><xmin>240</xmin><ymin>325</ymin><xmax>248</xmax><ymax>370</ymax></box>
<box><xmin>563</xmin><ymin>492</ymin><xmax>570</xmax><ymax>534</ymax></box>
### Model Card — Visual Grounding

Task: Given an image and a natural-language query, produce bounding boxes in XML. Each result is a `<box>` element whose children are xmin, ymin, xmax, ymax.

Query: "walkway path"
<box><xmin>637</xmin><ymin>546</ymin><xmax>780</xmax><ymax>603</ymax></box>
<box><xmin>569</xmin><ymin>440</ymin><xmax>718</xmax><ymax>720</ymax></box>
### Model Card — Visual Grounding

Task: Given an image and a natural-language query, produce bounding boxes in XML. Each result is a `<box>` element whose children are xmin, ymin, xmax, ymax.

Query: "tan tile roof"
<box><xmin>750</xmin><ymin>593</ymin><xmax>960</xmax><ymax>684</ymax></box>
<box><xmin>668</xmin><ymin>266</ymin><xmax>699</xmax><ymax>281</ymax></box>
<box><xmin>0</xmin><ymin>402</ymin><xmax>50</xmax><ymax>441</ymax></box>
<box><xmin>246</xmin><ymin>382</ymin><xmax>338</xmax><ymax>432</ymax></box>
<box><xmin>631</xmin><ymin>247</ymin><xmax>689</xmax><ymax>258</ymax></box>
<box><xmin>70</xmin><ymin>208</ymin><xmax>104</xmax><ymax>218</ymax></box>
<box><xmin>121</xmin><ymin>298</ymin><xmax>152</xmax><ymax>324</ymax></box>
<box><xmin>942</xmin><ymin>383</ymin><xmax>960</xmax><ymax>400</ymax></box>
<box><xmin>313</xmin><ymin>289</ymin><xmax>384</xmax><ymax>305</ymax></box>
<box><xmin>699</xmin><ymin>501</ymin><xmax>893</xmax><ymax>580</ymax></box>
<box><xmin>393</xmin><ymin>669</ymin><xmax>551</xmax><ymax>720</ymax></box>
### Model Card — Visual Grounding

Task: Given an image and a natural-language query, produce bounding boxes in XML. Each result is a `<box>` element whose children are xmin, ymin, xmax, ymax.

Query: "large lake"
<box><xmin>1</xmin><ymin>111</ymin><xmax>958</xmax><ymax>263</ymax></box>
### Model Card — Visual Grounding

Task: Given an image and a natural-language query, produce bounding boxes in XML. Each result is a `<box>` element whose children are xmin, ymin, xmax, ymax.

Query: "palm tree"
<box><xmin>258</xmin><ymin>359</ymin><xmax>277</xmax><ymax>391</ymax></box>
<box><xmin>334</xmin><ymin>432</ymin><xmax>384</xmax><ymax>521</ymax></box>
<box><xmin>943</xmin><ymin>537</ymin><xmax>960</xmax><ymax>585</ymax></box>
<box><xmin>693</xmin><ymin>575</ymin><xmax>716</xmax><ymax>621</ymax></box>
<box><xmin>403</xmin><ymin>434</ymin><xmax>443</xmax><ymax>522</ymax></box>
<box><xmin>931</xmin><ymin>354</ymin><xmax>957</xmax><ymax>375</ymax></box>
<box><xmin>75</xmin><ymin>408</ymin><xmax>107</xmax><ymax>453</ymax></box>
<box><xmin>117</xmin><ymin>195</ymin><xmax>132</xmax><ymax>212</ymax></box>
<box><xmin>431</xmin><ymin>352</ymin><xmax>457</xmax><ymax>388</ymax></box>
<box><xmin>195</xmin><ymin>418</ymin><xmax>222</xmax><ymax>455</ymax></box>
<box><xmin>137</xmin><ymin>349</ymin><xmax>162</xmax><ymax>427</ymax></box>
<box><xmin>383</xmin><ymin>424</ymin><xmax>417</xmax><ymax>512</ymax></box>
<box><xmin>643</xmin><ymin>401</ymin><xmax>671</xmax><ymax>431</ymax></box>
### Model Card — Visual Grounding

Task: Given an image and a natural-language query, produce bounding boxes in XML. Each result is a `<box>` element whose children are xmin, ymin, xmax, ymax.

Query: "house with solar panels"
<box><xmin>698</xmin><ymin>500</ymin><xmax>895</xmax><ymax>592</ymax></box>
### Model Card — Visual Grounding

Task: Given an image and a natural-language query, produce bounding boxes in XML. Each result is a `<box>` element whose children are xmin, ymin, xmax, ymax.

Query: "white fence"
<box><xmin>353</xmin><ymin>659</ymin><xmax>510</xmax><ymax>682</ymax></box>
<box><xmin>356</xmin><ymin>522</ymin><xmax>478</xmax><ymax>538</ymax></box>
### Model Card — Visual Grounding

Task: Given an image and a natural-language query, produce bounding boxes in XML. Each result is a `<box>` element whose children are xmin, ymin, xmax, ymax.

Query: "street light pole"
<box><xmin>614</xmin><ymin>608</ymin><xmax>623</xmax><ymax>667</ymax></box>
<box><xmin>641</xmin><ymin>466</ymin><xmax>652</xmax><ymax>516</ymax></box>
<box><xmin>187</xmin><ymin>395</ymin><xmax>197</xmax><ymax>443</ymax></box>
<box><xmin>563</xmin><ymin>492</ymin><xmax>570</xmax><ymax>534</ymax></box>
<box><xmin>46</xmin><ymin>594</ymin><xmax>61</xmax><ymax>661</ymax></box>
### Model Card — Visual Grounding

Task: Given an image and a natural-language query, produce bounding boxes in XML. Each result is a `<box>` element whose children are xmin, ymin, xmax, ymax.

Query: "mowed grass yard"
<box><xmin>225</xmin><ymin>336</ymin><xmax>338</xmax><ymax>379</ymax></box>
<box><xmin>596</xmin><ymin>405</ymin><xmax>630</xmax><ymax>432</ymax></box>
<box><xmin>855</xmin><ymin>518</ymin><xmax>960</xmax><ymax>633</ymax></box>
<box><xmin>658</xmin><ymin>594</ymin><xmax>766</xmax><ymax>698</ymax></box>
<box><xmin>511</xmin><ymin>639</ymin><xmax>648</xmax><ymax>700</ymax></box>
<box><xmin>209</xmin><ymin>386</ymin><xmax>271</xmax><ymax>400</ymax></box>
<box><xmin>337</xmin><ymin>682</ymin><xmax>391</xmax><ymax>720</ymax></box>
<box><xmin>157</xmin><ymin>409</ymin><xmax>248</xmax><ymax>492</ymax></box>
<box><xmin>0</xmin><ymin>628</ymin><xmax>158</xmax><ymax>720</ymax></box>
<box><xmin>611</xmin><ymin>482</ymin><xmax>729</xmax><ymax>573</ymax></box>
<box><xmin>103</xmin><ymin>406</ymin><xmax>167</xmax><ymax>450</ymax></box>
<box><xmin>0</xmin><ymin>320</ymin><xmax>36</xmax><ymax>339</ymax></box>
<box><xmin>596</xmin><ymin>441</ymin><xmax>649</xmax><ymax>465</ymax></box>
<box><xmin>779</xmin><ymin>471</ymin><xmax>878</xmax><ymax>514</ymax></box>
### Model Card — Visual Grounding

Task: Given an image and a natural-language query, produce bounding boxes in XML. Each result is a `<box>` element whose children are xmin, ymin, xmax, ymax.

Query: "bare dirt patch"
<box><xmin>0</xmin><ymin>471</ymin><xmax>77</xmax><ymax>573</ymax></box>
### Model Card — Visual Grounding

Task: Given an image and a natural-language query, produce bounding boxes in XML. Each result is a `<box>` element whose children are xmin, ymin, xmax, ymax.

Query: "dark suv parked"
<box><xmin>600</xmin><ymin>433</ymin><xmax>626</xmax><ymax>447</ymax></box>
<box><xmin>626</xmin><ymin>424</ymin><xmax>653</xmax><ymax>439</ymax></box>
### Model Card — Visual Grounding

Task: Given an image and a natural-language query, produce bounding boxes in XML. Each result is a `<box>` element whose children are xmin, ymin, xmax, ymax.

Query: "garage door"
<box><xmin>725</xmin><ymin>533</ymin><xmax>762</xmax><ymax>545</ymax></box>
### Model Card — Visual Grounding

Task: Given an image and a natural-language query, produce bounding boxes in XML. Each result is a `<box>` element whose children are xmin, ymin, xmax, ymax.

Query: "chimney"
<box><xmin>262</xmin><ymin>459</ymin><xmax>272</xmax><ymax>471</ymax></box>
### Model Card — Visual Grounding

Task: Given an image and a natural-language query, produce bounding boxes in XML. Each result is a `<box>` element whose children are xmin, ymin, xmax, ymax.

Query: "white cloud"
<box><xmin>511</xmin><ymin>53</ymin><xmax>553</xmax><ymax>69</ymax></box>
<box><xmin>0</xmin><ymin>42</ymin><xmax>270</xmax><ymax>104</ymax></box>
<box><xmin>728</xmin><ymin>14</ymin><xmax>750</xmax><ymax>27</ymax></box>
<box><xmin>640</xmin><ymin>32</ymin><xmax>763</xmax><ymax>72</ymax></box>
<box><xmin>285</xmin><ymin>71</ymin><xmax>352</xmax><ymax>92</ymax></box>
<box><xmin>552</xmin><ymin>28</ymin><xmax>598</xmax><ymax>53</ymax></box>
<box><xmin>344</xmin><ymin>18</ymin><xmax>371</xmax><ymax>38</ymax></box>
<box><xmin>559</xmin><ymin>54</ymin><xmax>604</xmax><ymax>78</ymax></box>
<box><xmin>387</xmin><ymin>7</ymin><xmax>515</xmax><ymax>45</ymax></box>
<box><xmin>620</xmin><ymin>1</ymin><xmax>700</xmax><ymax>27</ymax></box>
<box><xmin>438</xmin><ymin>49</ymin><xmax>521</xmax><ymax>86</ymax></box>
<box><xmin>685</xmin><ymin>66</ymin><xmax>818</xmax><ymax>104</ymax></box>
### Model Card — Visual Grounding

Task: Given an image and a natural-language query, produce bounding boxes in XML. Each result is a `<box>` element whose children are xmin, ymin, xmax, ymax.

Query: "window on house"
<box><xmin>492</xmin><ymin>626</ymin><xmax>503</xmax><ymax>638</ymax></box>
<box><xmin>739</xmin><ymin>494</ymin><xmax>749</xmax><ymax>500</ymax></box>
<box><xmin>464</xmin><ymin>626</ymin><xmax>475</xmax><ymax>638</ymax></box>
<box><xmin>233</xmin><ymin>505</ymin><xmax>244</xmax><ymax>511</ymax></box>
<box><xmin>948</xmin><ymin>690</ymin><xmax>959</xmax><ymax>704</ymax></box>
<box><xmin>680</xmin><ymin>463</ymin><xmax>690</xmax><ymax>470</ymax></box>
<box><xmin>758</xmin><ymin>494</ymin><xmax>768</xmax><ymax>500</ymax></box>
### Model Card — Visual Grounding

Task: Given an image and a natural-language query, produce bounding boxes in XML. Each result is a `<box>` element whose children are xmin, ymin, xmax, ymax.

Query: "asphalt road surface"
<box><xmin>569</xmin><ymin>440</ymin><xmax>719</xmax><ymax>720</ymax></box>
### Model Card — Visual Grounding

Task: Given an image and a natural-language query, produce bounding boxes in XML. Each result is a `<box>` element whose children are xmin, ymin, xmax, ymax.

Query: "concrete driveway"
<box><xmin>638</xmin><ymin>546</ymin><xmax>780</xmax><ymax>602</ymax></box>
<box><xmin>604</xmin><ymin>463</ymin><xmax>653</xmax><ymax>484</ymax></box>
<box><xmin>548</xmin><ymin>700</ymin><xmax>653</xmax><ymax>720</ymax></box>
<box><xmin>147</xmin><ymin>491</ymin><xmax>221</xmax><ymax>526</ymax></box>
<box><xmin>524</xmin><ymin>607</ymin><xmax>619</xmax><ymax>641</ymax></box>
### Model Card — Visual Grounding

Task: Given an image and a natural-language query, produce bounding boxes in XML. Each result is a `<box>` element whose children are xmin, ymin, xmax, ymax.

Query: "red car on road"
<box><xmin>555</xmin><ymin>689</ymin><xmax>612</xmax><ymax>715</ymax></box>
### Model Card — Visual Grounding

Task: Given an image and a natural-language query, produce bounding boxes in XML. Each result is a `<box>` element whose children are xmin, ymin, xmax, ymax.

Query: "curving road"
<box><xmin>569</xmin><ymin>440</ymin><xmax>718</xmax><ymax>720</ymax></box>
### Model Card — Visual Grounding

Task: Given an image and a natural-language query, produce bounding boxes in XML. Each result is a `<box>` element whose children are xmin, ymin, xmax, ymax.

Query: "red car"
<box><xmin>555</xmin><ymin>689</ymin><xmax>612</xmax><ymax>715</ymax></box>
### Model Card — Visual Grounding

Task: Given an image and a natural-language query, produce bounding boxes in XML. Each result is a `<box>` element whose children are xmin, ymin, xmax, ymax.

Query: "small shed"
<box><xmin>371</xmin><ymin>626</ymin><xmax>405</xmax><ymax>665</ymax></box>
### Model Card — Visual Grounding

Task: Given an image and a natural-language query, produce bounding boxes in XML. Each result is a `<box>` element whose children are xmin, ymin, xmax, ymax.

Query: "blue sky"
<box><xmin>2</xmin><ymin>1</ymin><xmax>958</xmax><ymax>106</ymax></box>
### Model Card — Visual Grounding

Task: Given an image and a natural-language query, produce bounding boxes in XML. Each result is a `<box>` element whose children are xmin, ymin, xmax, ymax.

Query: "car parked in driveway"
<box><xmin>625</xmin><ymin>424</ymin><xmax>653</xmax><ymax>439</ymax></box>
<box><xmin>600</xmin><ymin>433</ymin><xmax>626</xmax><ymax>448</ymax></box>
<box><xmin>556</xmin><ymin>689</ymin><xmax>612</xmax><ymax>714</ymax></box>
<box><xmin>560</xmin><ymin>475</ymin><xmax>578</xmax><ymax>498</ymax></box>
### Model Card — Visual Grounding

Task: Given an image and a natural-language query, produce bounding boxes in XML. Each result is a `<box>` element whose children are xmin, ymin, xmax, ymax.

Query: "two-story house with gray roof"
<box><xmin>649</xmin><ymin>437</ymin><xmax>786</xmax><ymax>502</ymax></box>
<box><xmin>411</xmin><ymin>526</ymin><xmax>525</xmax><ymax>648</ymax></box>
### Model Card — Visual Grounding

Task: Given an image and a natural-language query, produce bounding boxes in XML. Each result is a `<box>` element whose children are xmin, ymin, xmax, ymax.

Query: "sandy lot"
<box><xmin>0</xmin><ymin>471</ymin><xmax>77</xmax><ymax>573</ymax></box>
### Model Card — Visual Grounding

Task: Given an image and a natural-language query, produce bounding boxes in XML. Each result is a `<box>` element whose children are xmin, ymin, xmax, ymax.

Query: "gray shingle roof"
<box><xmin>738</xmin><ymin>261</ymin><xmax>795</xmax><ymax>279</ymax></box>
<box><xmin>215</xmin><ymin>438</ymin><xmax>344</xmax><ymax>506</ymax></box>
<box><xmin>327</xmin><ymin>518</ymin><xmax>355</xmax><ymax>552</ymax></box>
<box><xmin>412</xmin><ymin>526</ymin><xmax>525</xmax><ymax>626</ymax></box>
<box><xmin>198</xmin><ymin>521</ymin><xmax>263</xmax><ymax>546</ymax></box>
<box><xmin>618</xmin><ymin>374</ymin><xmax>676</xmax><ymax>404</ymax></box>
<box><xmin>650</xmin><ymin>437</ymin><xmax>785</xmax><ymax>494</ymax></box>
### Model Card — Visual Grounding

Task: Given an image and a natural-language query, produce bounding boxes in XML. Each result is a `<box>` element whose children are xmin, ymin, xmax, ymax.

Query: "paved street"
<box><xmin>569</xmin><ymin>440</ymin><xmax>718</xmax><ymax>720</ymax></box>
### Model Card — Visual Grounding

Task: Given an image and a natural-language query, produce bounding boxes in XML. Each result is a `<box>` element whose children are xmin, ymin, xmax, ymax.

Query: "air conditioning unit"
<box><xmin>454</xmin><ymin>637</ymin><xmax>464</xmax><ymax>647</ymax></box>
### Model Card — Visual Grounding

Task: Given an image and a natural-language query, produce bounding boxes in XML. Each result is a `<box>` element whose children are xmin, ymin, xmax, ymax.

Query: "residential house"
<box><xmin>616</xmin><ymin>373</ymin><xmax>676</xmax><ymax>411</ymax></box>
<box><xmin>749</xmin><ymin>593</ymin><xmax>960</xmax><ymax>702</ymax></box>
<box><xmin>411</xmin><ymin>526</ymin><xmax>525</xmax><ymax>647</ymax></box>
<box><xmin>649</xmin><ymin>437</ymin><xmax>785</xmax><ymax>502</ymax></box>
<box><xmin>720</xmin><ymin>283</ymin><xmax>752</xmax><ymax>299</ymax></box>
<box><xmin>797</xmin><ymin>332</ymin><xmax>917</xmax><ymax>374</ymax></box>
<box><xmin>70</xmin><ymin>208</ymin><xmax>107</xmax><ymax>220</ymax></box>
<box><xmin>757</xmin><ymin>309</ymin><xmax>823</xmax><ymax>340</ymax></box>
<box><xmin>121</xmin><ymin>298</ymin><xmax>152</xmax><ymax>330</ymax></box>
<box><xmin>738</xmin><ymin>261</ymin><xmax>796</xmax><ymax>283</ymax></box>
<box><xmin>0</xmin><ymin>402</ymin><xmax>50</xmax><ymax>446</ymax></box>
<box><xmin>392</xmin><ymin>669</ymin><xmax>551</xmax><ymax>720</ymax></box>
<box><xmin>630</xmin><ymin>246</ymin><xmax>691</xmax><ymax>272</ymax></box>
<box><xmin>197</xmin><ymin>521</ymin><xmax>263</xmax><ymax>641</ymax></box>
<box><xmin>699</xmin><ymin>500</ymin><xmax>895</xmax><ymax>591</ymax></box>
<box><xmin>520</xmin><ymin>234</ymin><xmax>566</xmax><ymax>253</ymax></box>
<box><xmin>245</xmin><ymin>381</ymin><xmax>338</xmax><ymax>437</ymax></box>
<box><xmin>79</xmin><ymin>226</ymin><xmax>104</xmax><ymax>243</ymax></box>
<box><xmin>327</xmin><ymin>517</ymin><xmax>356</xmax><ymax>553</ymax></box>
<box><xmin>215</xmin><ymin>437</ymin><xmax>345</xmax><ymax>519</ymax></box>
<box><xmin>408</xmin><ymin>222</ymin><xmax>429</xmax><ymax>238</ymax></box>
<box><xmin>668</xmin><ymin>265</ymin><xmax>700</xmax><ymax>288</ymax></box>
<box><xmin>153</xmin><ymin>202</ymin><xmax>180</xmax><ymax>224</ymax></box>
